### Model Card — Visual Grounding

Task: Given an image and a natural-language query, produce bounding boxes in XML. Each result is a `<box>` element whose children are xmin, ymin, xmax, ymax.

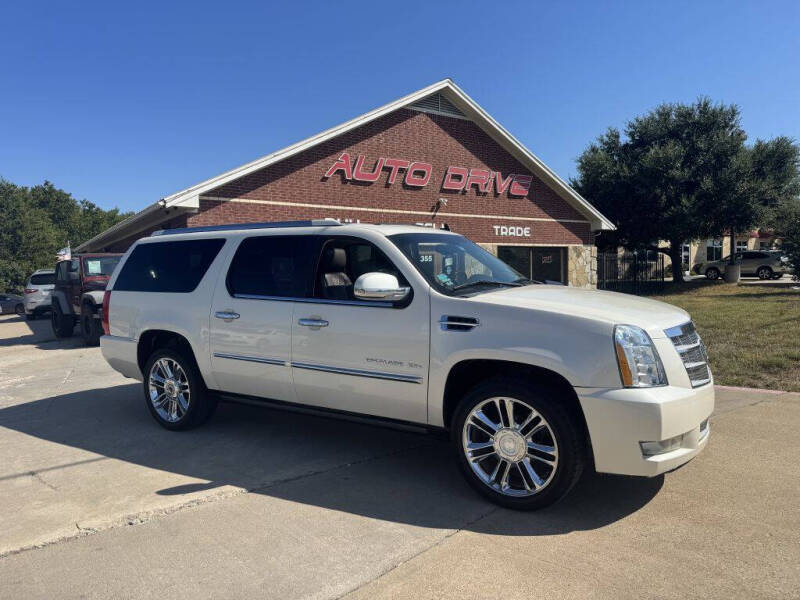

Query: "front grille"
<box><xmin>665</xmin><ymin>322</ymin><xmax>712</xmax><ymax>387</ymax></box>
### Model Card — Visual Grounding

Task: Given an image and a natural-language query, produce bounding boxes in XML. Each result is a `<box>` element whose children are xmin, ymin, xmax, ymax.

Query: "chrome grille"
<box><xmin>665</xmin><ymin>322</ymin><xmax>711</xmax><ymax>387</ymax></box>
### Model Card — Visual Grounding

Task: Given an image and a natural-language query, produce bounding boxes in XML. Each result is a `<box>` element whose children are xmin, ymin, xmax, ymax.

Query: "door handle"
<box><xmin>298</xmin><ymin>318</ymin><xmax>329</xmax><ymax>328</ymax></box>
<box><xmin>215</xmin><ymin>311</ymin><xmax>240</xmax><ymax>320</ymax></box>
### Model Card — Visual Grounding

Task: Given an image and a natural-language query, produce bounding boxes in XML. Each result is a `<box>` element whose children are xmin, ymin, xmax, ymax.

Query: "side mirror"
<box><xmin>353</xmin><ymin>272</ymin><xmax>410</xmax><ymax>302</ymax></box>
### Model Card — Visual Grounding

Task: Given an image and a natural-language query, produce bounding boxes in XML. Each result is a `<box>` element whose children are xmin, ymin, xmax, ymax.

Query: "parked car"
<box><xmin>0</xmin><ymin>293</ymin><xmax>25</xmax><ymax>316</ymax></box>
<box><xmin>51</xmin><ymin>253</ymin><xmax>123</xmax><ymax>345</ymax></box>
<box><xmin>100</xmin><ymin>220</ymin><xmax>713</xmax><ymax>510</ymax></box>
<box><xmin>693</xmin><ymin>250</ymin><xmax>788</xmax><ymax>280</ymax></box>
<box><xmin>23</xmin><ymin>269</ymin><xmax>56</xmax><ymax>320</ymax></box>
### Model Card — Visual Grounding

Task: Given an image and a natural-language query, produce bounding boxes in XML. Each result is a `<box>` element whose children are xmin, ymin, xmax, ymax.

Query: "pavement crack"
<box><xmin>30</xmin><ymin>471</ymin><xmax>58</xmax><ymax>491</ymax></box>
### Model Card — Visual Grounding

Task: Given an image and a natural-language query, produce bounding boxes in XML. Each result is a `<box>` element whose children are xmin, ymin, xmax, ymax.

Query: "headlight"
<box><xmin>614</xmin><ymin>325</ymin><xmax>667</xmax><ymax>387</ymax></box>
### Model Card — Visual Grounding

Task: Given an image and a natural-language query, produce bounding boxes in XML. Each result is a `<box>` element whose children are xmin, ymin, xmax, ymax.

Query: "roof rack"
<box><xmin>151</xmin><ymin>218</ymin><xmax>343</xmax><ymax>237</ymax></box>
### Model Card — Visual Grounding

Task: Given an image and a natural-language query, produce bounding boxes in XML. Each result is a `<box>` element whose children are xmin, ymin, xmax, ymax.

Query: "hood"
<box><xmin>475</xmin><ymin>285</ymin><xmax>689</xmax><ymax>339</ymax></box>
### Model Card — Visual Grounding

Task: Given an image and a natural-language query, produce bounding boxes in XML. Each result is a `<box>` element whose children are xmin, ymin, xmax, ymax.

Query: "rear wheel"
<box><xmin>51</xmin><ymin>303</ymin><xmax>74</xmax><ymax>338</ymax></box>
<box><xmin>143</xmin><ymin>348</ymin><xmax>217</xmax><ymax>430</ymax></box>
<box><xmin>705</xmin><ymin>267</ymin><xmax>720</xmax><ymax>280</ymax></box>
<box><xmin>80</xmin><ymin>304</ymin><xmax>102</xmax><ymax>346</ymax></box>
<box><xmin>452</xmin><ymin>377</ymin><xmax>586</xmax><ymax>510</ymax></box>
<box><xmin>15</xmin><ymin>303</ymin><xmax>24</xmax><ymax>316</ymax></box>
<box><xmin>757</xmin><ymin>266</ymin><xmax>773</xmax><ymax>280</ymax></box>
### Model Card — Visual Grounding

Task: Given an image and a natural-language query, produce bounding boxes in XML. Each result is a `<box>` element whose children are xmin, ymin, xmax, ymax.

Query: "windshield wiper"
<box><xmin>451</xmin><ymin>280</ymin><xmax>522</xmax><ymax>292</ymax></box>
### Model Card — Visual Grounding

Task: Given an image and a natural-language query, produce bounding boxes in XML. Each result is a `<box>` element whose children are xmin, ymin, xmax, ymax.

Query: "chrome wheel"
<box><xmin>148</xmin><ymin>357</ymin><xmax>190</xmax><ymax>423</ymax></box>
<box><xmin>462</xmin><ymin>397</ymin><xmax>558</xmax><ymax>497</ymax></box>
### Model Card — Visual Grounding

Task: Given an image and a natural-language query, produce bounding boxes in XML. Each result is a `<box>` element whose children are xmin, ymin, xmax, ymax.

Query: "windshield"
<box><xmin>83</xmin><ymin>256</ymin><xmax>121</xmax><ymax>277</ymax></box>
<box><xmin>388</xmin><ymin>232</ymin><xmax>531</xmax><ymax>295</ymax></box>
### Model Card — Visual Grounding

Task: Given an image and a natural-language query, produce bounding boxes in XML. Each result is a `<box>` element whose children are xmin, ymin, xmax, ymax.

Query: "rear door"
<box><xmin>290</xmin><ymin>235</ymin><xmax>429</xmax><ymax>424</ymax></box>
<box><xmin>209</xmin><ymin>234</ymin><xmax>321</xmax><ymax>402</ymax></box>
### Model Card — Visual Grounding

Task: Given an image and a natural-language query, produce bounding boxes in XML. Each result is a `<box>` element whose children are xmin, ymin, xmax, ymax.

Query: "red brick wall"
<box><xmin>188</xmin><ymin>108</ymin><xmax>591</xmax><ymax>246</ymax></box>
<box><xmin>103</xmin><ymin>214</ymin><xmax>189</xmax><ymax>253</ymax></box>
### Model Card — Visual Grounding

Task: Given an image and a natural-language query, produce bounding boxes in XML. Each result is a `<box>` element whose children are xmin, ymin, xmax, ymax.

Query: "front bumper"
<box><xmin>578</xmin><ymin>384</ymin><xmax>714</xmax><ymax>477</ymax></box>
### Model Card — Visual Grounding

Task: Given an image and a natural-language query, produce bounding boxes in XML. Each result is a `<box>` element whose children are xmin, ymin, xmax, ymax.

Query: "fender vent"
<box><xmin>440</xmin><ymin>316</ymin><xmax>479</xmax><ymax>332</ymax></box>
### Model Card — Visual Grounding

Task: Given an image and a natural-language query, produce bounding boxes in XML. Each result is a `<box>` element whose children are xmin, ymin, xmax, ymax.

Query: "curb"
<box><xmin>715</xmin><ymin>384</ymin><xmax>790</xmax><ymax>396</ymax></box>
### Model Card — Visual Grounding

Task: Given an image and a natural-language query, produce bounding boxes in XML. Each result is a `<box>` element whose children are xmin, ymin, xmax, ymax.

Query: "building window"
<box><xmin>736</xmin><ymin>240</ymin><xmax>747</xmax><ymax>253</ymax></box>
<box><xmin>497</xmin><ymin>246</ymin><xmax>566</xmax><ymax>284</ymax></box>
<box><xmin>706</xmin><ymin>239</ymin><xmax>723</xmax><ymax>262</ymax></box>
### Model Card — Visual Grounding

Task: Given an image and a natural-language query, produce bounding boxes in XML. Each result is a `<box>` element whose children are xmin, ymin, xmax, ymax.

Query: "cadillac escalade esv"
<box><xmin>100</xmin><ymin>220</ymin><xmax>713</xmax><ymax>509</ymax></box>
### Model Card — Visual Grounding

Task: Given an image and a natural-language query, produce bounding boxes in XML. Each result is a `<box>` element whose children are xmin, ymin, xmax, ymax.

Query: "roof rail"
<box><xmin>151</xmin><ymin>218</ymin><xmax>343</xmax><ymax>237</ymax></box>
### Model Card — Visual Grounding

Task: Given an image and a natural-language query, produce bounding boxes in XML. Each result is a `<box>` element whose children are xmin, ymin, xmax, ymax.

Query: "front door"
<box><xmin>290</xmin><ymin>237</ymin><xmax>430</xmax><ymax>424</ymax></box>
<box><xmin>209</xmin><ymin>234</ymin><xmax>320</xmax><ymax>402</ymax></box>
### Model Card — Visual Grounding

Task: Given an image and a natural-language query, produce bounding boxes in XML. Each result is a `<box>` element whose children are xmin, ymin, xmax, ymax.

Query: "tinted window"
<box><xmin>227</xmin><ymin>235</ymin><xmax>321</xmax><ymax>298</ymax></box>
<box><xmin>743</xmin><ymin>251</ymin><xmax>766</xmax><ymax>259</ymax></box>
<box><xmin>114</xmin><ymin>239</ymin><xmax>225</xmax><ymax>293</ymax></box>
<box><xmin>30</xmin><ymin>273</ymin><xmax>55</xmax><ymax>285</ymax></box>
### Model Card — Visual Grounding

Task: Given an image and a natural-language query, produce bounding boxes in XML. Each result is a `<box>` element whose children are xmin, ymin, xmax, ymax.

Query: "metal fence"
<box><xmin>597</xmin><ymin>251</ymin><xmax>666</xmax><ymax>294</ymax></box>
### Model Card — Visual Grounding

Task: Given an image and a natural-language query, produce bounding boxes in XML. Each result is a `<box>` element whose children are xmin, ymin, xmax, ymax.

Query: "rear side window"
<box><xmin>114</xmin><ymin>239</ymin><xmax>225</xmax><ymax>293</ymax></box>
<box><xmin>227</xmin><ymin>235</ymin><xmax>321</xmax><ymax>298</ymax></box>
<box><xmin>30</xmin><ymin>273</ymin><xmax>55</xmax><ymax>285</ymax></box>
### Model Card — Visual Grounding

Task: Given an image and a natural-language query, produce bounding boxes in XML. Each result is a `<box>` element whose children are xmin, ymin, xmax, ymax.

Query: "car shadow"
<box><xmin>0</xmin><ymin>384</ymin><xmax>663</xmax><ymax>536</ymax></box>
<box><xmin>0</xmin><ymin>314</ymin><xmax>83</xmax><ymax>349</ymax></box>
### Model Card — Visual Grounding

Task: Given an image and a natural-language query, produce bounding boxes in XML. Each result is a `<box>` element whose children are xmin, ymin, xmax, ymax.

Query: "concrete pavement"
<box><xmin>0</xmin><ymin>314</ymin><xmax>798</xmax><ymax>599</ymax></box>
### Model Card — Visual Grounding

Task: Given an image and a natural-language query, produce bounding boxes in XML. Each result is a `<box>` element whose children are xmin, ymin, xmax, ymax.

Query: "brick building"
<box><xmin>78</xmin><ymin>80</ymin><xmax>614</xmax><ymax>287</ymax></box>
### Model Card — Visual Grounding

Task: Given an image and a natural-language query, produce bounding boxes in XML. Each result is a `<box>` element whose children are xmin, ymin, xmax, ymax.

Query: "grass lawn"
<box><xmin>650</xmin><ymin>282</ymin><xmax>800</xmax><ymax>392</ymax></box>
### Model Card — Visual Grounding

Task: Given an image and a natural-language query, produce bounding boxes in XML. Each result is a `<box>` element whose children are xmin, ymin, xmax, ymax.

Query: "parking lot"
<box><xmin>0</xmin><ymin>313</ymin><xmax>798</xmax><ymax>599</ymax></box>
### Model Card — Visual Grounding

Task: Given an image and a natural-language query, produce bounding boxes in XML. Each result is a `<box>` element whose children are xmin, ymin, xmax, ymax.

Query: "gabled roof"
<box><xmin>77</xmin><ymin>79</ymin><xmax>613</xmax><ymax>251</ymax></box>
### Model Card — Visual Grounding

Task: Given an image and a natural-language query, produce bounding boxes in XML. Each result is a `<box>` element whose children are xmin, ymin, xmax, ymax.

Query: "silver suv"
<box><xmin>694</xmin><ymin>250</ymin><xmax>788</xmax><ymax>280</ymax></box>
<box><xmin>23</xmin><ymin>269</ymin><xmax>55</xmax><ymax>320</ymax></box>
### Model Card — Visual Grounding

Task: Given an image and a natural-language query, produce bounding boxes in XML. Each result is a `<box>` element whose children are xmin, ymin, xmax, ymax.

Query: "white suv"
<box><xmin>100</xmin><ymin>220</ymin><xmax>713</xmax><ymax>509</ymax></box>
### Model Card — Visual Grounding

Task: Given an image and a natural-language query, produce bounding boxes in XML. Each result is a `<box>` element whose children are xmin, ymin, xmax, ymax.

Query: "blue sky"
<box><xmin>2</xmin><ymin>1</ymin><xmax>799</xmax><ymax>213</ymax></box>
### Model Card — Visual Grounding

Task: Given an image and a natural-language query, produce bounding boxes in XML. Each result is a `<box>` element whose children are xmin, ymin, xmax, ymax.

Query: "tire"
<box><xmin>705</xmin><ymin>267</ymin><xmax>720</xmax><ymax>280</ymax></box>
<box><xmin>451</xmin><ymin>377</ymin><xmax>586</xmax><ymax>510</ymax></box>
<box><xmin>757</xmin><ymin>266</ymin><xmax>773</xmax><ymax>280</ymax></box>
<box><xmin>15</xmin><ymin>303</ymin><xmax>24</xmax><ymax>316</ymax></box>
<box><xmin>51</xmin><ymin>303</ymin><xmax>74</xmax><ymax>338</ymax></box>
<box><xmin>142</xmin><ymin>348</ymin><xmax>217</xmax><ymax>430</ymax></box>
<box><xmin>80</xmin><ymin>304</ymin><xmax>102</xmax><ymax>346</ymax></box>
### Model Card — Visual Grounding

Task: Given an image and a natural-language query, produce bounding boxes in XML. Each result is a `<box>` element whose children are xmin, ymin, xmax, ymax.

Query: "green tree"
<box><xmin>0</xmin><ymin>178</ymin><xmax>132</xmax><ymax>292</ymax></box>
<box><xmin>573</xmin><ymin>98</ymin><xmax>746</xmax><ymax>282</ymax></box>
<box><xmin>772</xmin><ymin>198</ymin><xmax>800</xmax><ymax>279</ymax></box>
<box><xmin>701</xmin><ymin>137</ymin><xmax>800</xmax><ymax>269</ymax></box>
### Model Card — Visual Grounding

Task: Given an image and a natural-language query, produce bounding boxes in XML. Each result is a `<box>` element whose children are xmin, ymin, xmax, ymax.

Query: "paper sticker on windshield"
<box><xmin>86</xmin><ymin>260</ymin><xmax>102</xmax><ymax>275</ymax></box>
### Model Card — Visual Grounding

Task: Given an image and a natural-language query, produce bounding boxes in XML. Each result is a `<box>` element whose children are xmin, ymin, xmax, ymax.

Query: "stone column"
<box><xmin>568</xmin><ymin>245</ymin><xmax>597</xmax><ymax>288</ymax></box>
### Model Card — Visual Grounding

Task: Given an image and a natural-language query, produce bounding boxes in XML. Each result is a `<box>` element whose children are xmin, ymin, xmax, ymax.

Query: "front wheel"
<box><xmin>705</xmin><ymin>267</ymin><xmax>720</xmax><ymax>280</ymax></box>
<box><xmin>51</xmin><ymin>303</ymin><xmax>74</xmax><ymax>338</ymax></box>
<box><xmin>452</xmin><ymin>378</ymin><xmax>586</xmax><ymax>510</ymax></box>
<box><xmin>143</xmin><ymin>348</ymin><xmax>217</xmax><ymax>430</ymax></box>
<box><xmin>15</xmin><ymin>303</ymin><xmax>24</xmax><ymax>316</ymax></box>
<box><xmin>757</xmin><ymin>266</ymin><xmax>773</xmax><ymax>280</ymax></box>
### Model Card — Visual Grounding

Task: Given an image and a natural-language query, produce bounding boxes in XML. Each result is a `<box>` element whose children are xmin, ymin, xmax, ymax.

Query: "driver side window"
<box><xmin>314</xmin><ymin>238</ymin><xmax>407</xmax><ymax>302</ymax></box>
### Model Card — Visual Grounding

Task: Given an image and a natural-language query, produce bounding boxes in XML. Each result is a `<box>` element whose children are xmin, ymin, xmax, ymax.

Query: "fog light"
<box><xmin>640</xmin><ymin>434</ymin><xmax>684</xmax><ymax>457</ymax></box>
